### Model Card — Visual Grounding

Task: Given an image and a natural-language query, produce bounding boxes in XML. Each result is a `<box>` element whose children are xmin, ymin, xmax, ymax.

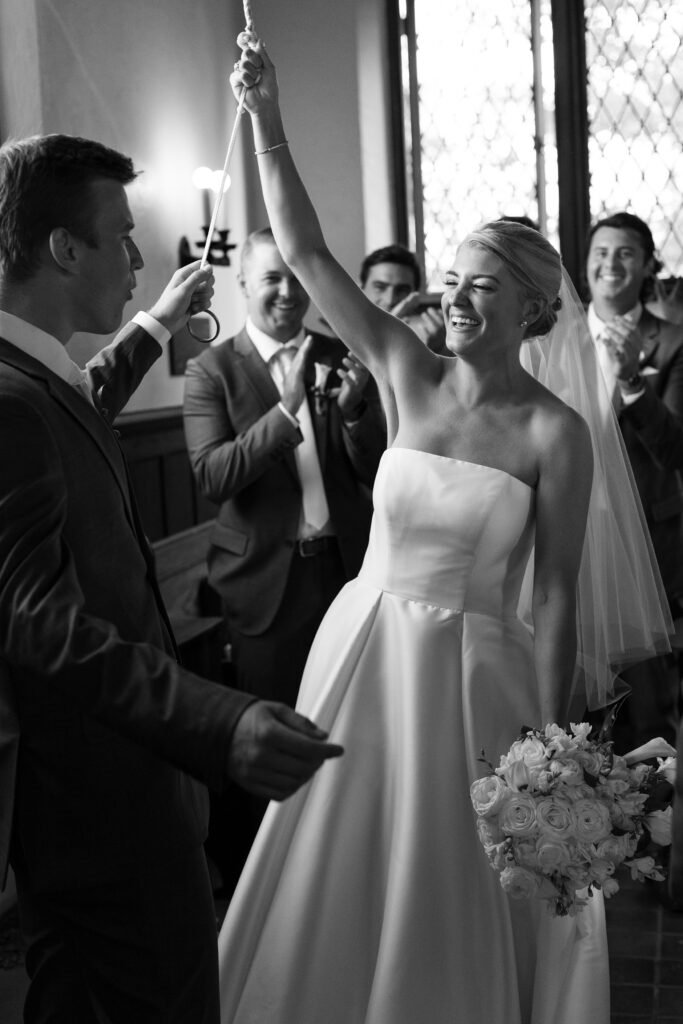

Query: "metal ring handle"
<box><xmin>187</xmin><ymin>309</ymin><xmax>220</xmax><ymax>343</ymax></box>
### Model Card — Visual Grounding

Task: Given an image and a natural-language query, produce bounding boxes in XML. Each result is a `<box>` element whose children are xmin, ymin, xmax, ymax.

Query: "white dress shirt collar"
<box><xmin>245</xmin><ymin>316</ymin><xmax>305</xmax><ymax>365</ymax></box>
<box><xmin>587</xmin><ymin>301</ymin><xmax>642</xmax><ymax>339</ymax></box>
<box><xmin>0</xmin><ymin>309</ymin><xmax>86</xmax><ymax>388</ymax></box>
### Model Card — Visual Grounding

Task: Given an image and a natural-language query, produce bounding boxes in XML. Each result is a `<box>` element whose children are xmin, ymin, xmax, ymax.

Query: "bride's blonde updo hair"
<box><xmin>464</xmin><ymin>220</ymin><xmax>563</xmax><ymax>339</ymax></box>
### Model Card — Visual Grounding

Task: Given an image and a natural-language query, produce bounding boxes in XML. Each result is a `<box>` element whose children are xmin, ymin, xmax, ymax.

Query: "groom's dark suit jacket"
<box><xmin>183</xmin><ymin>328</ymin><xmax>386</xmax><ymax>636</ymax></box>
<box><xmin>618</xmin><ymin>309</ymin><xmax>683</xmax><ymax>601</ymax></box>
<box><xmin>0</xmin><ymin>324</ymin><xmax>255</xmax><ymax>891</ymax></box>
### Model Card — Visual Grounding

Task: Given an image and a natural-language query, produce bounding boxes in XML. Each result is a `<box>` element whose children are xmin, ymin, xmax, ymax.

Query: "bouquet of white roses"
<box><xmin>470</xmin><ymin>723</ymin><xmax>677</xmax><ymax>916</ymax></box>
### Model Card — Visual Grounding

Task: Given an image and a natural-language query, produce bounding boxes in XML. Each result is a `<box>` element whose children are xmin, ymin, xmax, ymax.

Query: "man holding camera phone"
<box><xmin>359</xmin><ymin>244</ymin><xmax>448</xmax><ymax>354</ymax></box>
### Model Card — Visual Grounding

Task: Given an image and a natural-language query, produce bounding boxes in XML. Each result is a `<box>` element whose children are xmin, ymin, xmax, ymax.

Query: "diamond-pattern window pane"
<box><xmin>586</xmin><ymin>0</ymin><xmax>683</xmax><ymax>274</ymax></box>
<box><xmin>406</xmin><ymin>0</ymin><xmax>557</xmax><ymax>289</ymax></box>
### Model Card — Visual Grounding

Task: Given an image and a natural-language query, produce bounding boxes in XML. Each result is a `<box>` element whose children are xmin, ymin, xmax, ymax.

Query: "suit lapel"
<box><xmin>0</xmin><ymin>339</ymin><xmax>179</xmax><ymax>657</ymax></box>
<box><xmin>638</xmin><ymin>310</ymin><xmax>661</xmax><ymax>367</ymax></box>
<box><xmin>0</xmin><ymin>339</ymin><xmax>139</xmax><ymax>540</ymax></box>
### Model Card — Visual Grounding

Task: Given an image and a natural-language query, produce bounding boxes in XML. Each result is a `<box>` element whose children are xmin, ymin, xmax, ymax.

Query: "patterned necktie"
<box><xmin>271</xmin><ymin>345</ymin><xmax>330</xmax><ymax>532</ymax></box>
<box><xmin>594</xmin><ymin>333</ymin><xmax>622</xmax><ymax>414</ymax></box>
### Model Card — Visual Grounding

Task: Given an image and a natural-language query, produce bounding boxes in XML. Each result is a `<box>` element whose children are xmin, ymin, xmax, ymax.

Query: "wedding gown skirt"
<box><xmin>218</xmin><ymin>448</ymin><xmax>609</xmax><ymax>1024</ymax></box>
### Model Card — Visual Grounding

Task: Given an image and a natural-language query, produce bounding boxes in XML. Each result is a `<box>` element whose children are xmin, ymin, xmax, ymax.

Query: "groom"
<box><xmin>0</xmin><ymin>133</ymin><xmax>343</xmax><ymax>1024</ymax></box>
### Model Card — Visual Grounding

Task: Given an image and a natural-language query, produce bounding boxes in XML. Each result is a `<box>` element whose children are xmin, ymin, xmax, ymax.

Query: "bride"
<box><xmin>217</xmin><ymin>37</ymin><xmax>671</xmax><ymax>1024</ymax></box>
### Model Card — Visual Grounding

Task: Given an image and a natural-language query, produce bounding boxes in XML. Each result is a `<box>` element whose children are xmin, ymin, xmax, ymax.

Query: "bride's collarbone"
<box><xmin>394</xmin><ymin>420</ymin><xmax>539</xmax><ymax>487</ymax></box>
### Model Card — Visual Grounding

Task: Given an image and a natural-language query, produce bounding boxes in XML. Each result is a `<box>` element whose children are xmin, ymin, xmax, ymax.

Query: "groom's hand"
<box><xmin>147</xmin><ymin>261</ymin><xmax>214</xmax><ymax>336</ymax></box>
<box><xmin>227</xmin><ymin>701</ymin><xmax>344</xmax><ymax>800</ymax></box>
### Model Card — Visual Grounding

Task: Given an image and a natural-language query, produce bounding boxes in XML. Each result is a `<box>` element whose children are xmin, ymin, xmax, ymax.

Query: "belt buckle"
<box><xmin>297</xmin><ymin>537</ymin><xmax>325</xmax><ymax>558</ymax></box>
<box><xmin>297</xmin><ymin>537</ymin><xmax>316</xmax><ymax>558</ymax></box>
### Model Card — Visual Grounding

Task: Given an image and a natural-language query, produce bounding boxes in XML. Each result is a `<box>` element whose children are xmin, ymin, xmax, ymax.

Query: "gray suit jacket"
<box><xmin>183</xmin><ymin>328</ymin><xmax>386</xmax><ymax>635</ymax></box>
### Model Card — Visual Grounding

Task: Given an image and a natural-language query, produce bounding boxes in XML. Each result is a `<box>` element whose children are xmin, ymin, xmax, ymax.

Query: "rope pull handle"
<box><xmin>188</xmin><ymin>2</ymin><xmax>257</xmax><ymax>342</ymax></box>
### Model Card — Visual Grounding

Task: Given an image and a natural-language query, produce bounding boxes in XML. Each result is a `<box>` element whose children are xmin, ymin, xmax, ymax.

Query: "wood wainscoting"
<box><xmin>117</xmin><ymin>406</ymin><xmax>227</xmax><ymax>681</ymax></box>
<box><xmin>116</xmin><ymin>405</ymin><xmax>215</xmax><ymax>542</ymax></box>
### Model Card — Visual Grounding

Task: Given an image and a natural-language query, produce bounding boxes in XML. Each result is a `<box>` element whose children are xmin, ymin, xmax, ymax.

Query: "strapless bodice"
<box><xmin>359</xmin><ymin>448</ymin><xmax>535</xmax><ymax>617</ymax></box>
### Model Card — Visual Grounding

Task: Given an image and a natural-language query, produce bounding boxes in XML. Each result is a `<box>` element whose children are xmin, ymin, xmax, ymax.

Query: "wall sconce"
<box><xmin>178</xmin><ymin>165</ymin><xmax>238</xmax><ymax>268</ymax></box>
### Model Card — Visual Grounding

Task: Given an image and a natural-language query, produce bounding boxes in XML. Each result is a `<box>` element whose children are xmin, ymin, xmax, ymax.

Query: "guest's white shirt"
<box><xmin>245</xmin><ymin>316</ymin><xmax>332</xmax><ymax>539</ymax></box>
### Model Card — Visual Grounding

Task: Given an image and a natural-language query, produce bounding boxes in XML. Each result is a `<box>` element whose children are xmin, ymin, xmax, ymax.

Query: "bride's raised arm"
<box><xmin>230</xmin><ymin>38</ymin><xmax>430</xmax><ymax>384</ymax></box>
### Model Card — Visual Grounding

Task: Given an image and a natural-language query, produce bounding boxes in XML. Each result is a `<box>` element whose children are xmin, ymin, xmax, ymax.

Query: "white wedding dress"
<box><xmin>217</xmin><ymin>447</ymin><xmax>609</xmax><ymax>1024</ymax></box>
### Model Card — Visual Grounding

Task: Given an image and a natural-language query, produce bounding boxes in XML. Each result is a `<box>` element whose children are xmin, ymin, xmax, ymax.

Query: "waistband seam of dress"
<box><xmin>356</xmin><ymin>576</ymin><xmax>465</xmax><ymax>616</ymax></box>
<box><xmin>356</xmin><ymin>575</ymin><xmax>520</xmax><ymax>620</ymax></box>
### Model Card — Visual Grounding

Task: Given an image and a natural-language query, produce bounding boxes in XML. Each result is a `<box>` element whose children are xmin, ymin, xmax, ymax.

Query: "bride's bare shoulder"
<box><xmin>527</xmin><ymin>380</ymin><xmax>592</xmax><ymax>462</ymax></box>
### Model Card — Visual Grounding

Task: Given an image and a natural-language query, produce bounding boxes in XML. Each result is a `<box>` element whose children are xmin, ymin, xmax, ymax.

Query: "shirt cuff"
<box><xmin>132</xmin><ymin>311</ymin><xmax>171</xmax><ymax>346</ymax></box>
<box><xmin>278</xmin><ymin>401</ymin><xmax>299</xmax><ymax>428</ymax></box>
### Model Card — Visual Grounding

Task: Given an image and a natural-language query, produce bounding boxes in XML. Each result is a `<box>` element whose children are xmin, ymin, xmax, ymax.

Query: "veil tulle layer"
<box><xmin>518</xmin><ymin>269</ymin><xmax>672</xmax><ymax>710</ymax></box>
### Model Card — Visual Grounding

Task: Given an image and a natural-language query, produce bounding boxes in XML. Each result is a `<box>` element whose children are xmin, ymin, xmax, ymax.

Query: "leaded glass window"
<box><xmin>585</xmin><ymin>0</ymin><xmax>683</xmax><ymax>273</ymax></box>
<box><xmin>399</xmin><ymin>0</ymin><xmax>557</xmax><ymax>289</ymax></box>
<box><xmin>399</xmin><ymin>0</ymin><xmax>683</xmax><ymax>283</ymax></box>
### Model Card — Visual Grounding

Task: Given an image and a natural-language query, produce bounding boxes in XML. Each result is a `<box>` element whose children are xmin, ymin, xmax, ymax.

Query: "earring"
<box><xmin>519</xmin><ymin>320</ymin><xmax>528</xmax><ymax>327</ymax></box>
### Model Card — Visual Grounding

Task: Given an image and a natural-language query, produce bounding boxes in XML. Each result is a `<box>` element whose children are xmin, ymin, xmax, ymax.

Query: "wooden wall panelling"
<box><xmin>116</xmin><ymin>406</ymin><xmax>216</xmax><ymax>541</ymax></box>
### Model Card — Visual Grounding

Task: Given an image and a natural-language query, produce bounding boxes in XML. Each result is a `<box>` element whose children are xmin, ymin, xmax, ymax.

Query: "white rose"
<box><xmin>535</xmin><ymin>796</ymin><xmax>575</xmax><ymax>839</ymax></box>
<box><xmin>497</xmin><ymin>759</ymin><xmax>532</xmax><ymax>792</ymax></box>
<box><xmin>486</xmin><ymin>842</ymin><xmax>510</xmax><ymax>872</ymax></box>
<box><xmin>573</xmin><ymin>798</ymin><xmax>612</xmax><ymax>843</ymax></box>
<box><xmin>535</xmin><ymin>837</ymin><xmax>571</xmax><ymax>873</ymax></box>
<box><xmin>596</xmin><ymin>778</ymin><xmax>630</xmax><ymax>799</ymax></box>
<box><xmin>476</xmin><ymin>816</ymin><xmax>505</xmax><ymax>848</ymax></box>
<box><xmin>512</xmin><ymin>837</ymin><xmax>539</xmax><ymax>868</ymax></box>
<box><xmin>500</xmin><ymin>735</ymin><xmax>548</xmax><ymax>771</ymax></box>
<box><xmin>470</xmin><ymin>774</ymin><xmax>508</xmax><ymax>818</ymax></box>
<box><xmin>571</xmin><ymin>749</ymin><xmax>607</xmax><ymax>779</ymax></box>
<box><xmin>545</xmin><ymin>734</ymin><xmax>577</xmax><ymax>757</ymax></box>
<box><xmin>500</xmin><ymin>866</ymin><xmax>539</xmax><ymax>900</ymax></box>
<box><xmin>499</xmin><ymin>793</ymin><xmax>538</xmax><ymax>837</ymax></box>
<box><xmin>544</xmin><ymin>723</ymin><xmax>573</xmax><ymax>749</ymax></box>
<box><xmin>563</xmin><ymin>783</ymin><xmax>596</xmax><ymax>803</ymax></box>
<box><xmin>594</xmin><ymin>834</ymin><xmax>632</xmax><ymax>865</ymax></box>
<box><xmin>551</xmin><ymin>758</ymin><xmax>585</xmax><ymax>787</ymax></box>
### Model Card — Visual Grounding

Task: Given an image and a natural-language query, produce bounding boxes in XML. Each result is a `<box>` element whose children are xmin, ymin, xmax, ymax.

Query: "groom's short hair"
<box><xmin>0</xmin><ymin>133</ymin><xmax>137</xmax><ymax>283</ymax></box>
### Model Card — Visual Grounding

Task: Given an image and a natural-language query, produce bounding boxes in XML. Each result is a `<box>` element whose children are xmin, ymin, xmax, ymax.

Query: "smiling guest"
<box><xmin>183</xmin><ymin>227</ymin><xmax>384</xmax><ymax>713</ymax></box>
<box><xmin>183</xmin><ymin>228</ymin><xmax>384</xmax><ymax>877</ymax></box>
<box><xmin>359</xmin><ymin>243</ymin><xmax>447</xmax><ymax>354</ymax></box>
<box><xmin>586</xmin><ymin>211</ymin><xmax>683</xmax><ymax>751</ymax></box>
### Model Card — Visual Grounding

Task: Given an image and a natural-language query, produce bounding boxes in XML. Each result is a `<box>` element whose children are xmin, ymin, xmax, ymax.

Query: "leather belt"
<box><xmin>296</xmin><ymin>536</ymin><xmax>336</xmax><ymax>558</ymax></box>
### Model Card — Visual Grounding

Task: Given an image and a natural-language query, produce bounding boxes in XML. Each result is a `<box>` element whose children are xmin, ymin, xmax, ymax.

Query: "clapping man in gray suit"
<box><xmin>183</xmin><ymin>227</ymin><xmax>385</xmax><ymax>712</ymax></box>
<box><xmin>0</xmin><ymin>134</ymin><xmax>342</xmax><ymax>1024</ymax></box>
